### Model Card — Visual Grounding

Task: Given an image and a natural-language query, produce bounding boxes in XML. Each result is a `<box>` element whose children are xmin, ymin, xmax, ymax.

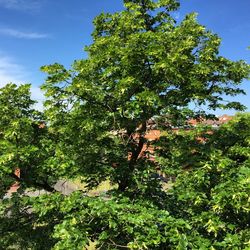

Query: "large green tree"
<box><xmin>0</xmin><ymin>84</ymin><xmax>60</xmax><ymax>248</ymax></box>
<box><xmin>41</xmin><ymin>0</ymin><xmax>249</xmax><ymax>193</ymax></box>
<box><xmin>0</xmin><ymin>0</ymin><xmax>249</xmax><ymax>249</ymax></box>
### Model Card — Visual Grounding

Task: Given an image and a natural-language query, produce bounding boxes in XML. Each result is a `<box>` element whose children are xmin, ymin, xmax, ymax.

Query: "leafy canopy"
<box><xmin>41</xmin><ymin>0</ymin><xmax>249</xmax><ymax>192</ymax></box>
<box><xmin>0</xmin><ymin>0</ymin><xmax>249</xmax><ymax>249</ymax></box>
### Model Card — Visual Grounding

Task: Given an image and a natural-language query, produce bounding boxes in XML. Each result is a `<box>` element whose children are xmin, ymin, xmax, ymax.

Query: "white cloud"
<box><xmin>0</xmin><ymin>0</ymin><xmax>43</xmax><ymax>11</ymax></box>
<box><xmin>0</xmin><ymin>54</ymin><xmax>44</xmax><ymax>110</ymax></box>
<box><xmin>0</xmin><ymin>54</ymin><xmax>27</xmax><ymax>85</ymax></box>
<box><xmin>0</xmin><ymin>28</ymin><xmax>48</xmax><ymax>39</ymax></box>
<box><xmin>31</xmin><ymin>86</ymin><xmax>44</xmax><ymax>110</ymax></box>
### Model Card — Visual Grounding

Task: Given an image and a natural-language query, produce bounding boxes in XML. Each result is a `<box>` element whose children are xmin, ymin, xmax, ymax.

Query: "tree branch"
<box><xmin>9</xmin><ymin>173</ymin><xmax>56</xmax><ymax>193</ymax></box>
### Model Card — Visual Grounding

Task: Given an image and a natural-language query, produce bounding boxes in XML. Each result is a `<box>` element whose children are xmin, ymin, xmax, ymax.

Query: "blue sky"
<box><xmin>0</xmin><ymin>0</ymin><xmax>249</xmax><ymax>113</ymax></box>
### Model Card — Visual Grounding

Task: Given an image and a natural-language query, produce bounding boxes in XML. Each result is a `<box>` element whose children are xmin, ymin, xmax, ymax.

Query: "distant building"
<box><xmin>188</xmin><ymin>114</ymin><xmax>232</xmax><ymax>128</ymax></box>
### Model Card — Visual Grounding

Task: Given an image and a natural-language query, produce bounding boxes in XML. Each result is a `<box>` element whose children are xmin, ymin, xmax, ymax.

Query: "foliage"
<box><xmin>0</xmin><ymin>193</ymin><xmax>57</xmax><ymax>249</ymax></box>
<box><xmin>0</xmin><ymin>0</ymin><xmax>250</xmax><ymax>249</ymax></box>
<box><xmin>156</xmin><ymin>113</ymin><xmax>250</xmax><ymax>248</ymax></box>
<box><xmin>0</xmin><ymin>83</ymin><xmax>62</xmax><ymax>195</ymax></box>
<box><xmin>40</xmin><ymin>0</ymin><xmax>249</xmax><ymax>193</ymax></box>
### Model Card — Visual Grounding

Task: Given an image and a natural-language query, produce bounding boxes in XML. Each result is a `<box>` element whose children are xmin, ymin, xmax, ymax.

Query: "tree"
<box><xmin>41</xmin><ymin>0</ymin><xmax>249</xmax><ymax>193</ymax></box>
<box><xmin>0</xmin><ymin>0</ymin><xmax>249</xmax><ymax>249</ymax></box>
<box><xmin>159</xmin><ymin>113</ymin><xmax>250</xmax><ymax>249</ymax></box>
<box><xmin>0</xmin><ymin>84</ymin><xmax>63</xmax><ymax>249</ymax></box>
<box><xmin>0</xmin><ymin>83</ymin><xmax>61</xmax><ymax>195</ymax></box>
